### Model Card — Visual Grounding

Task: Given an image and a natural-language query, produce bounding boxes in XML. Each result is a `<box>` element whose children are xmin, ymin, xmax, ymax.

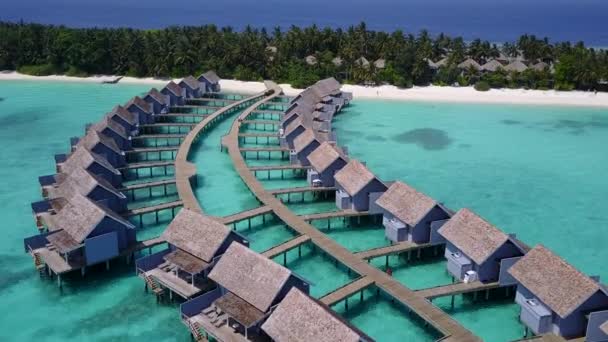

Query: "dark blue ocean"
<box><xmin>1</xmin><ymin>0</ymin><xmax>608</xmax><ymax>46</ymax></box>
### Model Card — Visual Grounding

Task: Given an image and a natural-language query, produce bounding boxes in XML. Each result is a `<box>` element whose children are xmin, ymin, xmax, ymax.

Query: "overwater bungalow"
<box><xmin>198</xmin><ymin>71</ymin><xmax>221</xmax><ymax>93</ymax></box>
<box><xmin>125</xmin><ymin>96</ymin><xmax>154</xmax><ymax>124</ymax></box>
<box><xmin>136</xmin><ymin>209</ymin><xmax>248</xmax><ymax>299</ymax></box>
<box><xmin>437</xmin><ymin>208</ymin><xmax>526</xmax><ymax>284</ymax></box>
<box><xmin>481</xmin><ymin>59</ymin><xmax>504</xmax><ymax>72</ymax></box>
<box><xmin>307</xmin><ymin>141</ymin><xmax>348</xmax><ymax>187</ymax></box>
<box><xmin>508</xmin><ymin>245</ymin><xmax>608</xmax><ymax>340</ymax></box>
<box><xmin>179</xmin><ymin>76</ymin><xmax>202</xmax><ymax>98</ymax></box>
<box><xmin>281</xmin><ymin>116</ymin><xmax>312</xmax><ymax>149</ymax></box>
<box><xmin>457</xmin><ymin>58</ymin><xmax>482</xmax><ymax>71</ymax></box>
<box><xmin>72</xmin><ymin>130</ymin><xmax>126</xmax><ymax>168</ymax></box>
<box><xmin>58</xmin><ymin>146</ymin><xmax>122</xmax><ymax>187</ymax></box>
<box><xmin>312</xmin><ymin>110</ymin><xmax>333</xmax><ymax>131</ymax></box>
<box><xmin>261</xmin><ymin>287</ymin><xmax>374</xmax><ymax>342</ymax></box>
<box><xmin>161</xmin><ymin>81</ymin><xmax>186</xmax><ymax>106</ymax></box>
<box><xmin>180</xmin><ymin>242</ymin><xmax>309</xmax><ymax>341</ymax></box>
<box><xmin>281</xmin><ymin>102</ymin><xmax>314</xmax><ymax>130</ymax></box>
<box><xmin>108</xmin><ymin>105</ymin><xmax>140</xmax><ymax>135</ymax></box>
<box><xmin>24</xmin><ymin>193</ymin><xmax>136</xmax><ymax>279</ymax></box>
<box><xmin>504</xmin><ymin>60</ymin><xmax>528</xmax><ymax>73</ymax></box>
<box><xmin>90</xmin><ymin>116</ymin><xmax>132</xmax><ymax>150</ymax></box>
<box><xmin>41</xmin><ymin>166</ymin><xmax>127</xmax><ymax>213</ymax></box>
<box><xmin>375</xmin><ymin>181</ymin><xmax>451</xmax><ymax>245</ymax></box>
<box><xmin>334</xmin><ymin>159</ymin><xmax>387</xmax><ymax>212</ymax></box>
<box><xmin>143</xmin><ymin>88</ymin><xmax>169</xmax><ymax>114</ymax></box>
<box><xmin>290</xmin><ymin>129</ymin><xmax>325</xmax><ymax>166</ymax></box>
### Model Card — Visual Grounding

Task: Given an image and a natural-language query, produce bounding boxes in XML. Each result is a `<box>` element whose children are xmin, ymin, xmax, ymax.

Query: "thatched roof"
<box><xmin>46</xmin><ymin>230</ymin><xmax>80</xmax><ymax>254</ymax></box>
<box><xmin>94</xmin><ymin>115</ymin><xmax>128</xmax><ymax>140</ymax></box>
<box><xmin>215</xmin><ymin>292</ymin><xmax>265</xmax><ymax>328</ymax></box>
<box><xmin>285</xmin><ymin>116</ymin><xmax>313</xmax><ymax>137</ymax></box>
<box><xmin>199</xmin><ymin>70</ymin><xmax>220</xmax><ymax>84</ymax></box>
<box><xmin>262</xmin><ymin>288</ymin><xmax>362</xmax><ymax>342</ymax></box>
<box><xmin>458</xmin><ymin>58</ymin><xmax>482</xmax><ymax>71</ymax></box>
<box><xmin>508</xmin><ymin>245</ymin><xmax>601</xmax><ymax>318</ymax></box>
<box><xmin>110</xmin><ymin>105</ymin><xmax>138</xmax><ymax>125</ymax></box>
<box><xmin>531</xmin><ymin>61</ymin><xmax>549</xmax><ymax>72</ymax></box>
<box><xmin>164</xmin><ymin>249</ymin><xmax>209</xmax><ymax>274</ymax></box>
<box><xmin>504</xmin><ymin>60</ymin><xmax>528</xmax><ymax>73</ymax></box>
<box><xmin>62</xmin><ymin>146</ymin><xmax>119</xmax><ymax>176</ymax></box>
<box><xmin>426</xmin><ymin>58</ymin><xmax>439</xmax><ymax>69</ymax></box>
<box><xmin>481</xmin><ymin>59</ymin><xmax>504</xmax><ymax>72</ymax></box>
<box><xmin>163</xmin><ymin>81</ymin><xmax>183</xmax><ymax>96</ymax></box>
<box><xmin>208</xmin><ymin>242</ymin><xmax>291</xmax><ymax>312</ymax></box>
<box><xmin>293</xmin><ymin>129</ymin><xmax>322</xmax><ymax>154</ymax></box>
<box><xmin>76</xmin><ymin>130</ymin><xmax>123</xmax><ymax>155</ymax></box>
<box><xmin>438</xmin><ymin>208</ymin><xmax>509</xmax><ymax>265</ymax></box>
<box><xmin>374</xmin><ymin>59</ymin><xmax>386</xmax><ymax>69</ymax></box>
<box><xmin>180</xmin><ymin>75</ymin><xmax>200</xmax><ymax>90</ymax></box>
<box><xmin>307</xmin><ymin>142</ymin><xmax>346</xmax><ymax>173</ymax></box>
<box><xmin>355</xmin><ymin>57</ymin><xmax>370</xmax><ymax>68</ymax></box>
<box><xmin>375</xmin><ymin>181</ymin><xmax>437</xmax><ymax>227</ymax></box>
<box><xmin>305</xmin><ymin>55</ymin><xmax>318</xmax><ymax>66</ymax></box>
<box><xmin>161</xmin><ymin>208</ymin><xmax>232</xmax><ymax>263</ymax></box>
<box><xmin>145</xmin><ymin>88</ymin><xmax>167</xmax><ymax>105</ymax></box>
<box><xmin>126</xmin><ymin>96</ymin><xmax>152</xmax><ymax>114</ymax></box>
<box><xmin>48</xmin><ymin>193</ymin><xmax>133</xmax><ymax>243</ymax></box>
<box><xmin>332</xmin><ymin>57</ymin><xmax>343</xmax><ymax>66</ymax></box>
<box><xmin>313</xmin><ymin>78</ymin><xmax>341</xmax><ymax>97</ymax></box>
<box><xmin>334</xmin><ymin>160</ymin><xmax>378</xmax><ymax>196</ymax></box>
<box><xmin>435</xmin><ymin>58</ymin><xmax>448</xmax><ymax>67</ymax></box>
<box><xmin>50</xmin><ymin>167</ymin><xmax>123</xmax><ymax>201</ymax></box>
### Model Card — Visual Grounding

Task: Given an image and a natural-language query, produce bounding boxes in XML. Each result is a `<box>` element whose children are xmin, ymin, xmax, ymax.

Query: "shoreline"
<box><xmin>2</xmin><ymin>71</ymin><xmax>608</xmax><ymax>108</ymax></box>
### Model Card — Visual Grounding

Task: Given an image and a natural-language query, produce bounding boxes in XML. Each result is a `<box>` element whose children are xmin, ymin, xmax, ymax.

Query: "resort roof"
<box><xmin>261</xmin><ymin>288</ymin><xmax>363</xmax><ymax>342</ymax></box>
<box><xmin>307</xmin><ymin>141</ymin><xmax>346</xmax><ymax>173</ymax></box>
<box><xmin>164</xmin><ymin>249</ymin><xmax>209</xmax><ymax>274</ymax></box>
<box><xmin>332</xmin><ymin>57</ymin><xmax>343</xmax><ymax>66</ymax></box>
<box><xmin>126</xmin><ymin>96</ymin><xmax>152</xmax><ymax>114</ymax></box>
<box><xmin>305</xmin><ymin>55</ymin><xmax>318</xmax><ymax>65</ymax></box>
<box><xmin>77</xmin><ymin>130</ymin><xmax>123</xmax><ymax>155</ymax></box>
<box><xmin>285</xmin><ymin>116</ymin><xmax>313</xmax><ymax>137</ymax></box>
<box><xmin>145</xmin><ymin>88</ymin><xmax>167</xmax><ymax>105</ymax></box>
<box><xmin>163</xmin><ymin>81</ymin><xmax>183</xmax><ymax>97</ymax></box>
<box><xmin>435</xmin><ymin>58</ymin><xmax>448</xmax><ymax>67</ymax></box>
<box><xmin>161</xmin><ymin>208</ymin><xmax>232</xmax><ymax>263</ymax></box>
<box><xmin>179</xmin><ymin>75</ymin><xmax>200</xmax><ymax>90</ymax></box>
<box><xmin>93</xmin><ymin>115</ymin><xmax>129</xmax><ymax>140</ymax></box>
<box><xmin>334</xmin><ymin>159</ymin><xmax>378</xmax><ymax>196</ymax></box>
<box><xmin>208</xmin><ymin>242</ymin><xmax>292</xmax><ymax>312</ymax></box>
<box><xmin>375</xmin><ymin>181</ymin><xmax>438</xmax><ymax>227</ymax></box>
<box><xmin>110</xmin><ymin>105</ymin><xmax>138</xmax><ymax>125</ymax></box>
<box><xmin>199</xmin><ymin>70</ymin><xmax>220</xmax><ymax>84</ymax></box>
<box><xmin>62</xmin><ymin>146</ymin><xmax>119</xmax><ymax>176</ymax></box>
<box><xmin>426</xmin><ymin>58</ymin><xmax>439</xmax><ymax>69</ymax></box>
<box><xmin>46</xmin><ymin>230</ymin><xmax>80</xmax><ymax>254</ymax></box>
<box><xmin>374</xmin><ymin>59</ymin><xmax>386</xmax><ymax>69</ymax></box>
<box><xmin>293</xmin><ymin>129</ymin><xmax>322</xmax><ymax>154</ymax></box>
<box><xmin>438</xmin><ymin>208</ymin><xmax>509</xmax><ymax>265</ymax></box>
<box><xmin>48</xmin><ymin>193</ymin><xmax>133</xmax><ymax>244</ymax></box>
<box><xmin>458</xmin><ymin>58</ymin><xmax>482</xmax><ymax>71</ymax></box>
<box><xmin>51</xmin><ymin>167</ymin><xmax>123</xmax><ymax>201</ymax></box>
<box><xmin>504</xmin><ymin>60</ymin><xmax>528</xmax><ymax>73</ymax></box>
<box><xmin>481</xmin><ymin>59</ymin><xmax>504</xmax><ymax>72</ymax></box>
<box><xmin>214</xmin><ymin>292</ymin><xmax>265</xmax><ymax>328</ymax></box>
<box><xmin>508</xmin><ymin>245</ymin><xmax>602</xmax><ymax>318</ymax></box>
<box><xmin>355</xmin><ymin>57</ymin><xmax>370</xmax><ymax>68</ymax></box>
<box><xmin>531</xmin><ymin>61</ymin><xmax>549</xmax><ymax>72</ymax></box>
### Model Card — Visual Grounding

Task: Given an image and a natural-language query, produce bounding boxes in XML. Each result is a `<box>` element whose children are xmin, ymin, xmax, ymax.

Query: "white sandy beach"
<box><xmin>2</xmin><ymin>71</ymin><xmax>608</xmax><ymax>108</ymax></box>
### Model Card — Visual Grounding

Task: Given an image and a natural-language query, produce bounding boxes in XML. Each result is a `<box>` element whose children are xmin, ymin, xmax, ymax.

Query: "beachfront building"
<box><xmin>24</xmin><ymin>193</ymin><xmax>136</xmax><ymax>276</ymax></box>
<box><xmin>481</xmin><ymin>59</ymin><xmax>504</xmax><ymax>72</ymax></box>
<box><xmin>261</xmin><ymin>288</ymin><xmax>373</xmax><ymax>342</ymax></box>
<box><xmin>135</xmin><ymin>209</ymin><xmax>248</xmax><ymax>299</ymax></box>
<box><xmin>375</xmin><ymin>181</ymin><xmax>450</xmax><ymax>245</ymax></box>
<box><xmin>504</xmin><ymin>60</ymin><xmax>528</xmax><ymax>73</ymax></box>
<box><xmin>108</xmin><ymin>105</ymin><xmax>139</xmax><ymax>135</ymax></box>
<box><xmin>198</xmin><ymin>71</ymin><xmax>221</xmax><ymax>93</ymax></box>
<box><xmin>72</xmin><ymin>130</ymin><xmax>126</xmax><ymax>167</ymax></box>
<box><xmin>307</xmin><ymin>142</ymin><xmax>348</xmax><ymax>187</ymax></box>
<box><xmin>180</xmin><ymin>242</ymin><xmax>309</xmax><ymax>340</ymax></box>
<box><xmin>179</xmin><ymin>76</ymin><xmax>202</xmax><ymax>98</ymax></box>
<box><xmin>290</xmin><ymin>129</ymin><xmax>325</xmax><ymax>166</ymax></box>
<box><xmin>458</xmin><ymin>58</ymin><xmax>482</xmax><ymax>71</ymax></box>
<box><xmin>161</xmin><ymin>81</ymin><xmax>186</xmax><ymax>106</ymax></box>
<box><xmin>57</xmin><ymin>146</ymin><xmax>122</xmax><ymax>187</ymax></box>
<box><xmin>437</xmin><ymin>208</ymin><xmax>526</xmax><ymax>284</ymax></box>
<box><xmin>90</xmin><ymin>116</ymin><xmax>132</xmax><ymax>151</ymax></box>
<box><xmin>125</xmin><ymin>96</ymin><xmax>154</xmax><ymax>124</ymax></box>
<box><xmin>334</xmin><ymin>159</ymin><xmax>387</xmax><ymax>212</ymax></box>
<box><xmin>143</xmin><ymin>88</ymin><xmax>169</xmax><ymax>114</ymax></box>
<box><xmin>508</xmin><ymin>245</ymin><xmax>608</xmax><ymax>339</ymax></box>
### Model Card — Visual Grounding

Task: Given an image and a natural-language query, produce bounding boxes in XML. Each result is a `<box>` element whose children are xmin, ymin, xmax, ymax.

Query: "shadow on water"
<box><xmin>527</xmin><ymin>117</ymin><xmax>608</xmax><ymax>135</ymax></box>
<box><xmin>393</xmin><ymin>128</ymin><xmax>453</xmax><ymax>150</ymax></box>
<box><xmin>365</xmin><ymin>134</ymin><xmax>386</xmax><ymax>142</ymax></box>
<box><xmin>500</xmin><ymin>119</ymin><xmax>522</xmax><ymax>125</ymax></box>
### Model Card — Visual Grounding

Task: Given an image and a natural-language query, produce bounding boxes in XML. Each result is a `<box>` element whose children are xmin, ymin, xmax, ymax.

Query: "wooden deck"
<box><xmin>319</xmin><ymin>276</ymin><xmax>375</xmax><ymax>306</ymax></box>
<box><xmin>145</xmin><ymin>268</ymin><xmax>204</xmax><ymax>299</ymax></box>
<box><xmin>269</xmin><ymin>186</ymin><xmax>336</xmax><ymax>195</ymax></box>
<box><xmin>33</xmin><ymin>247</ymin><xmax>80</xmax><ymax>274</ymax></box>
<box><xmin>220</xmin><ymin>205</ymin><xmax>273</xmax><ymax>225</ymax></box>
<box><xmin>261</xmin><ymin>235</ymin><xmax>311</xmax><ymax>259</ymax></box>
<box><xmin>415</xmin><ymin>281</ymin><xmax>501</xmax><ymax>300</ymax></box>
<box><xmin>125</xmin><ymin>200</ymin><xmax>183</xmax><ymax>217</ymax></box>
<box><xmin>119</xmin><ymin>179</ymin><xmax>176</xmax><ymax>191</ymax></box>
<box><xmin>355</xmin><ymin>242</ymin><xmax>429</xmax><ymax>260</ymax></box>
<box><xmin>188</xmin><ymin>313</ymin><xmax>253</xmax><ymax>342</ymax></box>
<box><xmin>249</xmin><ymin>164</ymin><xmax>309</xmax><ymax>172</ymax></box>
<box><xmin>299</xmin><ymin>210</ymin><xmax>372</xmax><ymax>222</ymax></box>
<box><xmin>220</xmin><ymin>86</ymin><xmax>482</xmax><ymax>341</ymax></box>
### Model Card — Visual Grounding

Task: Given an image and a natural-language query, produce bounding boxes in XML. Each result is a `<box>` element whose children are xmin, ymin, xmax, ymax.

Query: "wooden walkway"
<box><xmin>415</xmin><ymin>281</ymin><xmax>500</xmax><ymax>300</ymax></box>
<box><xmin>132</xmin><ymin>134</ymin><xmax>187</xmax><ymax>140</ymax></box>
<box><xmin>319</xmin><ymin>276</ymin><xmax>375</xmax><ymax>306</ymax></box>
<box><xmin>126</xmin><ymin>146</ymin><xmax>179</xmax><ymax>154</ymax></box>
<box><xmin>238</xmin><ymin>133</ymin><xmax>278</xmax><ymax>138</ymax></box>
<box><xmin>249</xmin><ymin>164</ymin><xmax>309</xmax><ymax>172</ymax></box>
<box><xmin>300</xmin><ymin>210</ymin><xmax>372</xmax><ymax>222</ymax></box>
<box><xmin>261</xmin><ymin>235</ymin><xmax>311</xmax><ymax>259</ymax></box>
<box><xmin>119</xmin><ymin>179</ymin><xmax>176</xmax><ymax>192</ymax></box>
<box><xmin>156</xmin><ymin>113</ymin><xmax>208</xmax><ymax>118</ymax></box>
<box><xmin>269</xmin><ymin>186</ymin><xmax>335</xmax><ymax>195</ymax></box>
<box><xmin>239</xmin><ymin>147</ymin><xmax>289</xmax><ymax>153</ymax></box>
<box><xmin>221</xmin><ymin>86</ymin><xmax>482</xmax><ymax>342</ymax></box>
<box><xmin>220</xmin><ymin>205</ymin><xmax>273</xmax><ymax>225</ymax></box>
<box><xmin>355</xmin><ymin>242</ymin><xmax>429</xmax><ymax>260</ymax></box>
<box><xmin>118</xmin><ymin>161</ymin><xmax>173</xmax><ymax>171</ymax></box>
<box><xmin>125</xmin><ymin>200</ymin><xmax>183</xmax><ymax>217</ymax></box>
<box><xmin>140</xmin><ymin>122</ymin><xmax>196</xmax><ymax>128</ymax></box>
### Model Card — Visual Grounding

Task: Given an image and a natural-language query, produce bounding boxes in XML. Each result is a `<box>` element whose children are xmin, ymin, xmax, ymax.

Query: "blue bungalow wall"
<box><xmin>282</xmin><ymin>125</ymin><xmax>306</xmax><ymax>149</ymax></box>
<box><xmin>281</xmin><ymin>112</ymin><xmax>301</xmax><ymax>130</ymax></box>
<box><xmin>308</xmin><ymin>158</ymin><xmax>347</xmax><ymax>187</ymax></box>
<box><xmin>515</xmin><ymin>284</ymin><xmax>608</xmax><ymax>338</ymax></box>
<box><xmin>81</xmin><ymin>142</ymin><xmax>126</xmax><ymax>168</ymax></box>
<box><xmin>80</xmin><ymin>162</ymin><xmax>122</xmax><ymax>187</ymax></box>
<box><xmin>586</xmin><ymin>310</ymin><xmax>608</xmax><ymax>342</ymax></box>
<box><xmin>126</xmin><ymin>104</ymin><xmax>153</xmax><ymax>125</ymax></box>
<box><xmin>336</xmin><ymin>179</ymin><xmax>387</xmax><ymax>212</ymax></box>
<box><xmin>179</xmin><ymin>82</ymin><xmax>202</xmax><ymax>99</ymax></box>
<box><xmin>98</xmin><ymin>126</ymin><xmax>132</xmax><ymax>151</ymax></box>
<box><xmin>445</xmin><ymin>240</ymin><xmax>523</xmax><ymax>283</ymax></box>
<box><xmin>383</xmin><ymin>206</ymin><xmax>450</xmax><ymax>244</ymax></box>
<box><xmin>161</xmin><ymin>88</ymin><xmax>185</xmax><ymax>106</ymax></box>
<box><xmin>89</xmin><ymin>216</ymin><xmax>136</xmax><ymax>252</ymax></box>
<box><xmin>109</xmin><ymin>114</ymin><xmax>138</xmax><ymax>136</ymax></box>
<box><xmin>90</xmin><ymin>186</ymin><xmax>127</xmax><ymax>213</ymax></box>
<box><xmin>198</xmin><ymin>76</ymin><xmax>220</xmax><ymax>93</ymax></box>
<box><xmin>294</xmin><ymin>141</ymin><xmax>320</xmax><ymax>166</ymax></box>
<box><xmin>143</xmin><ymin>94</ymin><xmax>168</xmax><ymax>114</ymax></box>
